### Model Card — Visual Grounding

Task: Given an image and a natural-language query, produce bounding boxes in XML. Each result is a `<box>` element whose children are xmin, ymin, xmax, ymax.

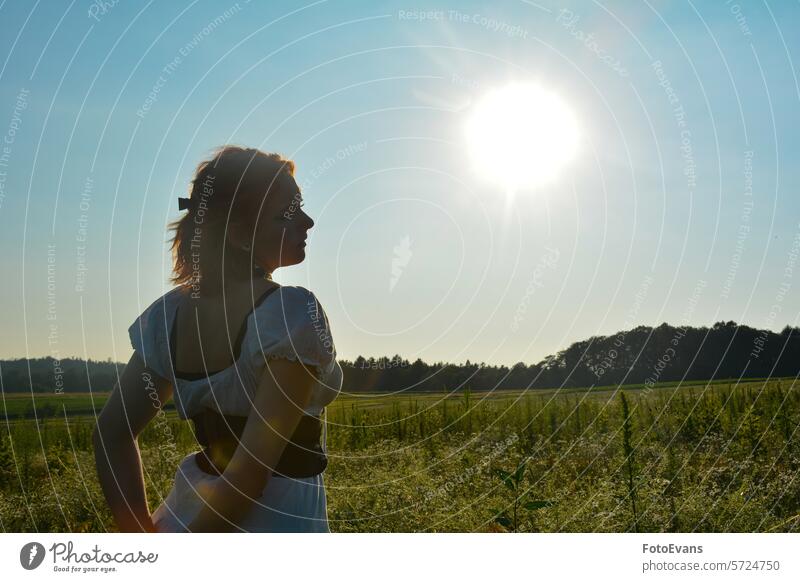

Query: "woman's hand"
<box><xmin>117</xmin><ymin>515</ymin><xmax>157</xmax><ymax>533</ymax></box>
<box><xmin>144</xmin><ymin>517</ymin><xmax>158</xmax><ymax>533</ymax></box>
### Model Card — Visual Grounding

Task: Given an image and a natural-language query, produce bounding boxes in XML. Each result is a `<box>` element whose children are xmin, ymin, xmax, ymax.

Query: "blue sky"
<box><xmin>1</xmin><ymin>0</ymin><xmax>798</xmax><ymax>366</ymax></box>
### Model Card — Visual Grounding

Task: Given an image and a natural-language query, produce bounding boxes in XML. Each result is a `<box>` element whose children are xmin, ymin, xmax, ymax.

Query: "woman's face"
<box><xmin>251</xmin><ymin>172</ymin><xmax>314</xmax><ymax>272</ymax></box>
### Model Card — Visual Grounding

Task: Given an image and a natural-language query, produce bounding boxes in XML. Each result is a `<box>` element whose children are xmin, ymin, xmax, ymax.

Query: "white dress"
<box><xmin>127</xmin><ymin>284</ymin><xmax>343</xmax><ymax>532</ymax></box>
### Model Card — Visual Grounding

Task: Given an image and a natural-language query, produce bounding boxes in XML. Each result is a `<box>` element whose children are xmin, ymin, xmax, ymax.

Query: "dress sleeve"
<box><xmin>127</xmin><ymin>291</ymin><xmax>175</xmax><ymax>380</ymax></box>
<box><xmin>246</xmin><ymin>286</ymin><xmax>337</xmax><ymax>380</ymax></box>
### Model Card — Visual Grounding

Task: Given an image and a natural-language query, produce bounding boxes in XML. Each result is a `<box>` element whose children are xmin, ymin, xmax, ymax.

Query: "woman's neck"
<box><xmin>187</xmin><ymin>274</ymin><xmax>277</xmax><ymax>304</ymax></box>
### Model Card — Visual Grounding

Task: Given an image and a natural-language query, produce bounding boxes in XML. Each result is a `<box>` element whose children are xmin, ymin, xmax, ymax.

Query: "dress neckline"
<box><xmin>169</xmin><ymin>284</ymin><xmax>280</xmax><ymax>381</ymax></box>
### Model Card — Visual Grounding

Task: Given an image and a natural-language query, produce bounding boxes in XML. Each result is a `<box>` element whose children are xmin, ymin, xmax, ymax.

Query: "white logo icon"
<box><xmin>390</xmin><ymin>235</ymin><xmax>413</xmax><ymax>292</ymax></box>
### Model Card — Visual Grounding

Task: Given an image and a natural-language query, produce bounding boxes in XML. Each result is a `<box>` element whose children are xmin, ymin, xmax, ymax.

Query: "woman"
<box><xmin>93</xmin><ymin>146</ymin><xmax>342</xmax><ymax>532</ymax></box>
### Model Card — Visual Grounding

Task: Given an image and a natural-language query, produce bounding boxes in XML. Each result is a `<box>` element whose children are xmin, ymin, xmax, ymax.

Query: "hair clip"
<box><xmin>178</xmin><ymin>197</ymin><xmax>194</xmax><ymax>211</ymax></box>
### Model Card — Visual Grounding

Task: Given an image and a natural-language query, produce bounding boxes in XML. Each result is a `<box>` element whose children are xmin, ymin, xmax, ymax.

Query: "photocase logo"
<box><xmin>390</xmin><ymin>235</ymin><xmax>413</xmax><ymax>292</ymax></box>
<box><xmin>19</xmin><ymin>542</ymin><xmax>46</xmax><ymax>570</ymax></box>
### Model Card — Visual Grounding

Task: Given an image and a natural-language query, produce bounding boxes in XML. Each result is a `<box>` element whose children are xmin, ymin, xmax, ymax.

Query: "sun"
<box><xmin>465</xmin><ymin>82</ymin><xmax>580</xmax><ymax>190</ymax></box>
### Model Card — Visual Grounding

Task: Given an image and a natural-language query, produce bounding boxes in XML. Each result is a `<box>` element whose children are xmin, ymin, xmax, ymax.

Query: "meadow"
<box><xmin>1</xmin><ymin>378</ymin><xmax>798</xmax><ymax>532</ymax></box>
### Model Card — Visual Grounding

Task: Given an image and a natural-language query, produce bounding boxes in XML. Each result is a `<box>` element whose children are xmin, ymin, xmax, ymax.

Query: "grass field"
<box><xmin>0</xmin><ymin>376</ymin><xmax>763</xmax><ymax>418</ymax></box>
<box><xmin>0</xmin><ymin>393</ymin><xmax>115</xmax><ymax>420</ymax></box>
<box><xmin>1</xmin><ymin>378</ymin><xmax>798</xmax><ymax>532</ymax></box>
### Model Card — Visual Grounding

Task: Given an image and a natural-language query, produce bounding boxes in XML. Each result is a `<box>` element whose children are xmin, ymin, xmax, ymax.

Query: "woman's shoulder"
<box><xmin>128</xmin><ymin>286</ymin><xmax>187</xmax><ymax>376</ymax></box>
<box><xmin>135</xmin><ymin>286</ymin><xmax>187</xmax><ymax>318</ymax></box>
<box><xmin>246</xmin><ymin>284</ymin><xmax>336</xmax><ymax>369</ymax></box>
<box><xmin>128</xmin><ymin>287</ymin><xmax>187</xmax><ymax>349</ymax></box>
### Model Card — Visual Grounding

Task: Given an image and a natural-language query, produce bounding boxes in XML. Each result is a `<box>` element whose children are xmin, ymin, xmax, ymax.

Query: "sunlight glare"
<box><xmin>465</xmin><ymin>82</ymin><xmax>580</xmax><ymax>190</ymax></box>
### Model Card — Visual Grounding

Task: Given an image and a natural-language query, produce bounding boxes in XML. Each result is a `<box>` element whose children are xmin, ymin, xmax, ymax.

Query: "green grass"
<box><xmin>0</xmin><ymin>377</ymin><xmax>772</xmax><ymax>420</ymax></box>
<box><xmin>0</xmin><ymin>393</ymin><xmax>119</xmax><ymax>419</ymax></box>
<box><xmin>1</xmin><ymin>378</ymin><xmax>798</xmax><ymax>532</ymax></box>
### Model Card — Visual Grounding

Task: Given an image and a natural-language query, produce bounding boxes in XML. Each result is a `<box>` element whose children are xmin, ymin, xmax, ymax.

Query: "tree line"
<box><xmin>1</xmin><ymin>321</ymin><xmax>798</xmax><ymax>394</ymax></box>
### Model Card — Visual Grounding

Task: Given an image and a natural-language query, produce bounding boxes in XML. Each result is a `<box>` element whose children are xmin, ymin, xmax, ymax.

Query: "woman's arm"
<box><xmin>93</xmin><ymin>351</ymin><xmax>173</xmax><ymax>533</ymax></box>
<box><xmin>186</xmin><ymin>358</ymin><xmax>316</xmax><ymax>532</ymax></box>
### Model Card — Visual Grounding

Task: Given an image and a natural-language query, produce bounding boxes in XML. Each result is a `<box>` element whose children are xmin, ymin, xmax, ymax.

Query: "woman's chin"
<box><xmin>281</xmin><ymin>251</ymin><xmax>305</xmax><ymax>266</ymax></box>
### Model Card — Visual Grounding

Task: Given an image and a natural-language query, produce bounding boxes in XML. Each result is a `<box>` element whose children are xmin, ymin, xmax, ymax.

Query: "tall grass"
<box><xmin>1</xmin><ymin>378</ymin><xmax>798</xmax><ymax>532</ymax></box>
<box><xmin>619</xmin><ymin>392</ymin><xmax>639</xmax><ymax>532</ymax></box>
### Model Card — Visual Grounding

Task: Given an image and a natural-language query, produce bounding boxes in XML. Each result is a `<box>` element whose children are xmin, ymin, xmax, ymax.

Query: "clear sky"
<box><xmin>1</xmin><ymin>0</ymin><xmax>798</xmax><ymax>367</ymax></box>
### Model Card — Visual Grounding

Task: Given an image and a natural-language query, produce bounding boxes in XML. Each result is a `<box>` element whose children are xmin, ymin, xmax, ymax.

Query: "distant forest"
<box><xmin>1</xmin><ymin>321</ymin><xmax>798</xmax><ymax>394</ymax></box>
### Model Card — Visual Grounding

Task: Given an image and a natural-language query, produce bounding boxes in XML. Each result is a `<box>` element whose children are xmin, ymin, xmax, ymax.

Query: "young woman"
<box><xmin>93</xmin><ymin>146</ymin><xmax>342</xmax><ymax>532</ymax></box>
